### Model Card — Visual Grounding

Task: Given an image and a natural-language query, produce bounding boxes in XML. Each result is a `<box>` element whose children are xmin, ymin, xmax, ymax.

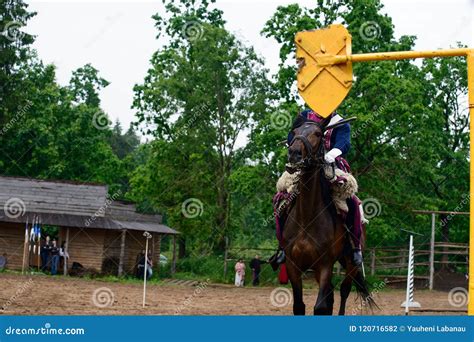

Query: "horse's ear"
<box><xmin>321</xmin><ymin>116</ymin><xmax>332</xmax><ymax>129</ymax></box>
<box><xmin>291</xmin><ymin>115</ymin><xmax>306</xmax><ymax>130</ymax></box>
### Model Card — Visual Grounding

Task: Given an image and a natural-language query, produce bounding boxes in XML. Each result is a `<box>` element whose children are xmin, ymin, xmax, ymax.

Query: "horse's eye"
<box><xmin>315</xmin><ymin>131</ymin><xmax>322</xmax><ymax>138</ymax></box>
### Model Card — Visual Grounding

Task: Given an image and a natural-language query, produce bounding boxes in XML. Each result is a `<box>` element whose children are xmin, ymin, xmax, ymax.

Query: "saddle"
<box><xmin>275</xmin><ymin>168</ymin><xmax>358</xmax><ymax>215</ymax></box>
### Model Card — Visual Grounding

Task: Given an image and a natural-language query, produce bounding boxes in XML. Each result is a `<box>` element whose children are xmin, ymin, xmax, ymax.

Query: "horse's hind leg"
<box><xmin>287</xmin><ymin>262</ymin><xmax>305</xmax><ymax>315</ymax></box>
<box><xmin>314</xmin><ymin>266</ymin><xmax>334</xmax><ymax>315</ymax></box>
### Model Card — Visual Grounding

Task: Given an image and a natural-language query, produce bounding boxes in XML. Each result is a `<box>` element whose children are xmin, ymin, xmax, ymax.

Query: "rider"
<box><xmin>269</xmin><ymin>109</ymin><xmax>364</xmax><ymax>269</ymax></box>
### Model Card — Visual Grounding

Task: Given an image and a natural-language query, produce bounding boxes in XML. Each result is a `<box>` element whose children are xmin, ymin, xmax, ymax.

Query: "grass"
<box><xmin>0</xmin><ymin>257</ymin><xmax>397</xmax><ymax>293</ymax></box>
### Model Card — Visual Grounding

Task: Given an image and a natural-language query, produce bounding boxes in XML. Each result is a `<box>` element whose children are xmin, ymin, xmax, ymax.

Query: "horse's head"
<box><xmin>287</xmin><ymin>120</ymin><xmax>327</xmax><ymax>168</ymax></box>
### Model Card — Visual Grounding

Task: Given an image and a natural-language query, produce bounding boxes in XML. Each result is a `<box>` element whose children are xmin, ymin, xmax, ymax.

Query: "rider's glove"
<box><xmin>324</xmin><ymin>148</ymin><xmax>342</xmax><ymax>163</ymax></box>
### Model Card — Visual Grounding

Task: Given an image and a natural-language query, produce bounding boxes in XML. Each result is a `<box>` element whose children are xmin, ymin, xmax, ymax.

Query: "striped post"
<box><xmin>401</xmin><ymin>234</ymin><xmax>421</xmax><ymax>314</ymax></box>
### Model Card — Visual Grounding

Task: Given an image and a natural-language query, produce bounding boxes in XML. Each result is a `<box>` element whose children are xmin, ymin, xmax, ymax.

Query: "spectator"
<box><xmin>249</xmin><ymin>254</ymin><xmax>266</xmax><ymax>286</ymax></box>
<box><xmin>50</xmin><ymin>239</ymin><xmax>60</xmax><ymax>275</ymax></box>
<box><xmin>40</xmin><ymin>236</ymin><xmax>52</xmax><ymax>271</ymax></box>
<box><xmin>0</xmin><ymin>253</ymin><xmax>7</xmax><ymax>270</ymax></box>
<box><xmin>59</xmin><ymin>242</ymin><xmax>69</xmax><ymax>273</ymax></box>
<box><xmin>234</xmin><ymin>259</ymin><xmax>246</xmax><ymax>287</ymax></box>
<box><xmin>136</xmin><ymin>250</ymin><xmax>153</xmax><ymax>280</ymax></box>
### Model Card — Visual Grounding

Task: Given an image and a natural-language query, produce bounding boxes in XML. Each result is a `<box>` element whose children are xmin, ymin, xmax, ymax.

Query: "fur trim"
<box><xmin>276</xmin><ymin>171</ymin><xmax>300</xmax><ymax>194</ymax></box>
<box><xmin>276</xmin><ymin>168</ymin><xmax>358</xmax><ymax>215</ymax></box>
<box><xmin>331</xmin><ymin>169</ymin><xmax>358</xmax><ymax>214</ymax></box>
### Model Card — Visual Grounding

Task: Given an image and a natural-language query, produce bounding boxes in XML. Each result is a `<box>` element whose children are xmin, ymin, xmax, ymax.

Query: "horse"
<box><xmin>283</xmin><ymin>118</ymin><xmax>374</xmax><ymax>315</ymax></box>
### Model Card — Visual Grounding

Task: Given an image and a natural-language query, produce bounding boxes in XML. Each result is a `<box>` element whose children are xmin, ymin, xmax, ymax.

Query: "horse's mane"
<box><xmin>319</xmin><ymin>166</ymin><xmax>338</xmax><ymax>227</ymax></box>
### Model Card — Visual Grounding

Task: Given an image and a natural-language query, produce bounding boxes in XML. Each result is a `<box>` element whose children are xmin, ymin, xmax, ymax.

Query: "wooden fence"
<box><xmin>365</xmin><ymin>242</ymin><xmax>468</xmax><ymax>288</ymax></box>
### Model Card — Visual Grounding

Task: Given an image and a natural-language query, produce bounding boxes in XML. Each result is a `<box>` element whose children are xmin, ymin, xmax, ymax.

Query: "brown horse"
<box><xmin>284</xmin><ymin>118</ymin><xmax>374</xmax><ymax>315</ymax></box>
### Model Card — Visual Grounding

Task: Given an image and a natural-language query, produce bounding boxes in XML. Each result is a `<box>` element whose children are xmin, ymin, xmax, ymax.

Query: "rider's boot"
<box><xmin>353</xmin><ymin>248</ymin><xmax>363</xmax><ymax>267</ymax></box>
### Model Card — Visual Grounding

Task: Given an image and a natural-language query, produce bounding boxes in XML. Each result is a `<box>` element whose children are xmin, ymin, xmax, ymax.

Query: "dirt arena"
<box><xmin>0</xmin><ymin>273</ymin><xmax>466</xmax><ymax>315</ymax></box>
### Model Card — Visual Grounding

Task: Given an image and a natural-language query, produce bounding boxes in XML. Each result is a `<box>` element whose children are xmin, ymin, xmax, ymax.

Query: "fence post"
<box><xmin>429</xmin><ymin>212</ymin><xmax>436</xmax><ymax>290</ymax></box>
<box><xmin>370</xmin><ymin>248</ymin><xmax>376</xmax><ymax>276</ymax></box>
<box><xmin>223</xmin><ymin>236</ymin><xmax>229</xmax><ymax>279</ymax></box>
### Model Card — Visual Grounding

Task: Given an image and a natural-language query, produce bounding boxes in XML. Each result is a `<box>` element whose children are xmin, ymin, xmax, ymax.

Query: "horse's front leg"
<box><xmin>314</xmin><ymin>266</ymin><xmax>334</xmax><ymax>315</ymax></box>
<box><xmin>286</xmin><ymin>261</ymin><xmax>305</xmax><ymax>315</ymax></box>
<box><xmin>339</xmin><ymin>259</ymin><xmax>358</xmax><ymax>315</ymax></box>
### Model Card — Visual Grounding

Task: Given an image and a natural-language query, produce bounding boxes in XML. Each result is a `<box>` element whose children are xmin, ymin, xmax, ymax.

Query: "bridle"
<box><xmin>287</xmin><ymin>121</ymin><xmax>326</xmax><ymax>171</ymax></box>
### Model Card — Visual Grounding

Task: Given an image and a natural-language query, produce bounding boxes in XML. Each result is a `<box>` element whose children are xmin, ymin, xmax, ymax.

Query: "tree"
<box><xmin>259</xmin><ymin>0</ymin><xmax>469</xmax><ymax>248</ymax></box>
<box><xmin>132</xmin><ymin>0</ymin><xmax>270</xmax><ymax>254</ymax></box>
<box><xmin>109</xmin><ymin>120</ymin><xmax>140</xmax><ymax>159</ymax></box>
<box><xmin>0</xmin><ymin>0</ymin><xmax>36</xmax><ymax>124</ymax></box>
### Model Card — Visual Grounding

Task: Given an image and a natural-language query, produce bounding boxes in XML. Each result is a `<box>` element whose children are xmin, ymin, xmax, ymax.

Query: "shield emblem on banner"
<box><xmin>295</xmin><ymin>24</ymin><xmax>353</xmax><ymax>118</ymax></box>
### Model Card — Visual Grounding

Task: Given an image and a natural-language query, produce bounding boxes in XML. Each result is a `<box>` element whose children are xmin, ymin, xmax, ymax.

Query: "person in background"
<box><xmin>145</xmin><ymin>250</ymin><xmax>153</xmax><ymax>279</ymax></box>
<box><xmin>137</xmin><ymin>250</ymin><xmax>153</xmax><ymax>280</ymax></box>
<box><xmin>249</xmin><ymin>254</ymin><xmax>266</xmax><ymax>286</ymax></box>
<box><xmin>59</xmin><ymin>241</ymin><xmax>69</xmax><ymax>273</ymax></box>
<box><xmin>50</xmin><ymin>239</ymin><xmax>60</xmax><ymax>275</ymax></box>
<box><xmin>40</xmin><ymin>236</ymin><xmax>52</xmax><ymax>271</ymax></box>
<box><xmin>234</xmin><ymin>259</ymin><xmax>246</xmax><ymax>287</ymax></box>
<box><xmin>0</xmin><ymin>253</ymin><xmax>7</xmax><ymax>270</ymax></box>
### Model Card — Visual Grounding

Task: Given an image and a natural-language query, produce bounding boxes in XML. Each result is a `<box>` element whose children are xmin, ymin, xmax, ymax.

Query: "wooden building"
<box><xmin>0</xmin><ymin>176</ymin><xmax>178</xmax><ymax>275</ymax></box>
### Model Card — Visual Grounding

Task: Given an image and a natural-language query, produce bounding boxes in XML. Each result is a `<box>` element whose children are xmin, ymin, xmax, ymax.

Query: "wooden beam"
<box><xmin>118</xmin><ymin>229</ymin><xmax>127</xmax><ymax>277</ymax></box>
<box><xmin>63</xmin><ymin>227</ymin><xmax>70</xmax><ymax>276</ymax></box>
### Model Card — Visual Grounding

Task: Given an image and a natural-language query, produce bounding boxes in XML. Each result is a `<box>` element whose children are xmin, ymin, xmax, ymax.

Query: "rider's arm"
<box><xmin>331</xmin><ymin>123</ymin><xmax>351</xmax><ymax>155</ymax></box>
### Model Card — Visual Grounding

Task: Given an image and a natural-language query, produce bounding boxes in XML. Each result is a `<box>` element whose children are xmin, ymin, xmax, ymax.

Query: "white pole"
<box><xmin>402</xmin><ymin>234</ymin><xmax>420</xmax><ymax>314</ymax></box>
<box><xmin>142</xmin><ymin>231</ymin><xmax>152</xmax><ymax>308</ymax></box>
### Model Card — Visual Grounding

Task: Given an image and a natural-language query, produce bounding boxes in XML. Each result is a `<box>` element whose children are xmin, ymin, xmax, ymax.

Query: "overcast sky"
<box><xmin>26</xmin><ymin>0</ymin><xmax>473</xmax><ymax>133</ymax></box>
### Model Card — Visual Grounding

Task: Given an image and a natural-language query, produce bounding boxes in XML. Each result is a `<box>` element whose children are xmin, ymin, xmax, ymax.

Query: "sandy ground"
<box><xmin>0</xmin><ymin>273</ymin><xmax>466</xmax><ymax>315</ymax></box>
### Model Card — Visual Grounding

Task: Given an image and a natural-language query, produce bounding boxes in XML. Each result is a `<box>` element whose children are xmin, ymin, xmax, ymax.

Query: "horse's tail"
<box><xmin>353</xmin><ymin>268</ymin><xmax>379</xmax><ymax>311</ymax></box>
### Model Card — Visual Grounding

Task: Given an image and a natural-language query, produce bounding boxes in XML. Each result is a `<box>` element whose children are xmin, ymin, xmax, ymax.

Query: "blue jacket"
<box><xmin>287</xmin><ymin>110</ymin><xmax>351</xmax><ymax>155</ymax></box>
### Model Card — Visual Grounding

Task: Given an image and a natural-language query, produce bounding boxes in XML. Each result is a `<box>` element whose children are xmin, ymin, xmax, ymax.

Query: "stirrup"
<box><xmin>269</xmin><ymin>249</ymin><xmax>285</xmax><ymax>271</ymax></box>
<box><xmin>353</xmin><ymin>249</ymin><xmax>363</xmax><ymax>267</ymax></box>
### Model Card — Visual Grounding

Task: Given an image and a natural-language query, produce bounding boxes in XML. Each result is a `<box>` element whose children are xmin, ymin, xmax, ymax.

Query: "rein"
<box><xmin>287</xmin><ymin>121</ymin><xmax>327</xmax><ymax>172</ymax></box>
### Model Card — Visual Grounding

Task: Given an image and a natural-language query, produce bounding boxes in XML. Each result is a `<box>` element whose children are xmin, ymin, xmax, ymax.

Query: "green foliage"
<box><xmin>1</xmin><ymin>0</ymin><xmax>469</xmax><ymax>285</ymax></box>
<box><xmin>131</xmin><ymin>0</ymin><xmax>271</xmax><ymax>254</ymax></box>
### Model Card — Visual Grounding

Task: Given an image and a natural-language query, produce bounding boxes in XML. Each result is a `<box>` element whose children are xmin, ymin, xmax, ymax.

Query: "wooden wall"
<box><xmin>0</xmin><ymin>222</ymin><xmax>26</xmax><ymax>270</ymax></box>
<box><xmin>122</xmin><ymin>230</ymin><xmax>161</xmax><ymax>275</ymax></box>
<box><xmin>0</xmin><ymin>223</ymin><xmax>163</xmax><ymax>275</ymax></box>
<box><xmin>60</xmin><ymin>227</ymin><xmax>105</xmax><ymax>271</ymax></box>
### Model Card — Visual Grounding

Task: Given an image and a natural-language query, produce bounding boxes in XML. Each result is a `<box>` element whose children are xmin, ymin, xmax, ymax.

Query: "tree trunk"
<box><xmin>178</xmin><ymin>237</ymin><xmax>186</xmax><ymax>258</ymax></box>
